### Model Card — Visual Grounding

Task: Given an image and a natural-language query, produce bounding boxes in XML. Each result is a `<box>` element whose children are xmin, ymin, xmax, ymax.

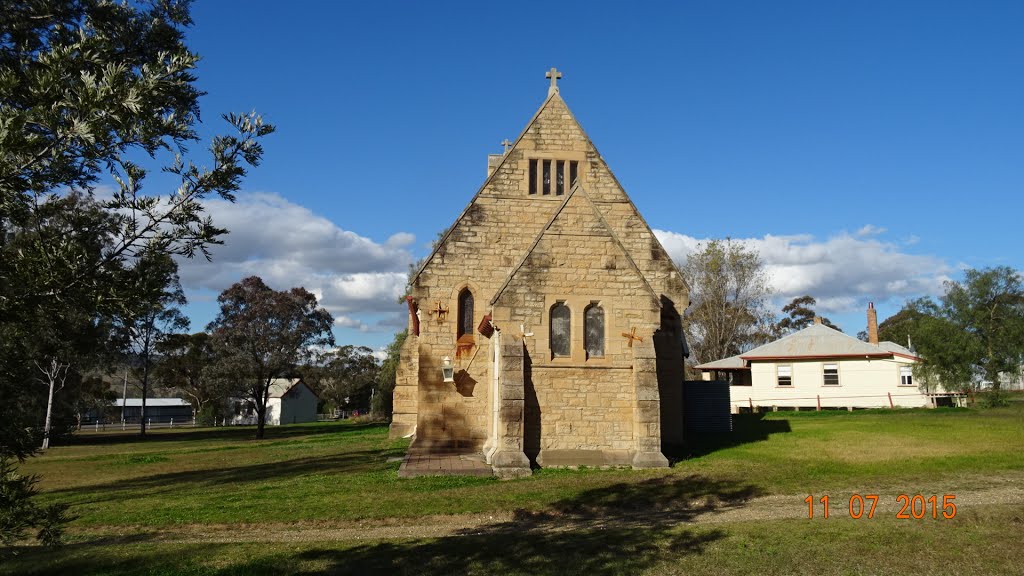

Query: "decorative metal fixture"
<box><xmin>430</xmin><ymin>301</ymin><xmax>449</xmax><ymax>322</ymax></box>
<box><xmin>441</xmin><ymin>356</ymin><xmax>454</xmax><ymax>383</ymax></box>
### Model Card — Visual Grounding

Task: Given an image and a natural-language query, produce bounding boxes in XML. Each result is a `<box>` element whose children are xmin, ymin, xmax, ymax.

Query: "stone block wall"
<box><xmin>394</xmin><ymin>91</ymin><xmax>688</xmax><ymax>462</ymax></box>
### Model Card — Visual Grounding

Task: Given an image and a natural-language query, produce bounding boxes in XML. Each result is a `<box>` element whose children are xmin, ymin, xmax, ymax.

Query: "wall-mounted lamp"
<box><xmin>441</xmin><ymin>356</ymin><xmax>454</xmax><ymax>383</ymax></box>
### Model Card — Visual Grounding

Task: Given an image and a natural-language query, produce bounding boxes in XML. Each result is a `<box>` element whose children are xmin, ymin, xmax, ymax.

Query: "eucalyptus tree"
<box><xmin>904</xmin><ymin>267</ymin><xmax>1024</xmax><ymax>400</ymax></box>
<box><xmin>156</xmin><ymin>332</ymin><xmax>226</xmax><ymax>424</ymax></box>
<box><xmin>774</xmin><ymin>295</ymin><xmax>841</xmax><ymax>335</ymax></box>
<box><xmin>208</xmin><ymin>277</ymin><xmax>334</xmax><ymax>439</ymax></box>
<box><xmin>678</xmin><ymin>239</ymin><xmax>774</xmax><ymax>365</ymax></box>
<box><xmin>115</xmin><ymin>252</ymin><xmax>189</xmax><ymax>436</ymax></box>
<box><xmin>0</xmin><ymin>0</ymin><xmax>273</xmax><ymax>454</ymax></box>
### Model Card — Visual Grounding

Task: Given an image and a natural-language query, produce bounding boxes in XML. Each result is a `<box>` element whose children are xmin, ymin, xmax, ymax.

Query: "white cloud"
<box><xmin>856</xmin><ymin>224</ymin><xmax>887</xmax><ymax>237</ymax></box>
<box><xmin>176</xmin><ymin>192</ymin><xmax>414</xmax><ymax>330</ymax></box>
<box><xmin>654</xmin><ymin>228</ymin><xmax>952</xmax><ymax>314</ymax></box>
<box><xmin>386</xmin><ymin>232</ymin><xmax>416</xmax><ymax>248</ymax></box>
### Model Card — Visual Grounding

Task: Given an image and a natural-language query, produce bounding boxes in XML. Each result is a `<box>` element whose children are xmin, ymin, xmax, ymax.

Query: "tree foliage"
<box><xmin>904</xmin><ymin>267</ymin><xmax>1024</xmax><ymax>398</ymax></box>
<box><xmin>1</xmin><ymin>0</ymin><xmax>272</xmax><ymax>456</ymax></box>
<box><xmin>774</xmin><ymin>295</ymin><xmax>841</xmax><ymax>335</ymax></box>
<box><xmin>0</xmin><ymin>456</ymin><xmax>71</xmax><ymax>547</ymax></box>
<box><xmin>876</xmin><ymin>307</ymin><xmax>926</xmax><ymax>347</ymax></box>
<box><xmin>0</xmin><ymin>0</ymin><xmax>272</xmax><ymax>544</ymax></box>
<box><xmin>679</xmin><ymin>239</ymin><xmax>774</xmax><ymax>365</ymax></box>
<box><xmin>207</xmin><ymin>277</ymin><xmax>334</xmax><ymax>439</ymax></box>
<box><xmin>155</xmin><ymin>332</ymin><xmax>226</xmax><ymax>424</ymax></box>
<box><xmin>307</xmin><ymin>345</ymin><xmax>380</xmax><ymax>415</ymax></box>
<box><xmin>373</xmin><ymin>330</ymin><xmax>407</xmax><ymax>420</ymax></box>
<box><xmin>114</xmin><ymin>252</ymin><xmax>189</xmax><ymax>435</ymax></box>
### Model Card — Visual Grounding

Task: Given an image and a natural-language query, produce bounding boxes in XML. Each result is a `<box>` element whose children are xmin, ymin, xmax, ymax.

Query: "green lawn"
<box><xmin>5</xmin><ymin>403</ymin><xmax>1024</xmax><ymax>575</ymax></box>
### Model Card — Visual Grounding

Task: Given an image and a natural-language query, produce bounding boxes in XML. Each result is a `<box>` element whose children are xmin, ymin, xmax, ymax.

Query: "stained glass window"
<box><xmin>550</xmin><ymin>302</ymin><xmax>570</xmax><ymax>357</ymax></box>
<box><xmin>584</xmin><ymin>304</ymin><xmax>604</xmax><ymax>358</ymax></box>
<box><xmin>458</xmin><ymin>288</ymin><xmax>474</xmax><ymax>338</ymax></box>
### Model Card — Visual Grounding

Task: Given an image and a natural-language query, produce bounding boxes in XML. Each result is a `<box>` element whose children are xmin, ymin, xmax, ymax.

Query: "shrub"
<box><xmin>0</xmin><ymin>456</ymin><xmax>71</xmax><ymax>547</ymax></box>
<box><xmin>978</xmin><ymin>389</ymin><xmax>1011</xmax><ymax>408</ymax></box>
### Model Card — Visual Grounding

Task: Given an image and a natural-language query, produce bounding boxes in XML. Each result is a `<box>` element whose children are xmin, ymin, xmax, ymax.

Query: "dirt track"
<box><xmin>71</xmin><ymin>484</ymin><xmax>1024</xmax><ymax>545</ymax></box>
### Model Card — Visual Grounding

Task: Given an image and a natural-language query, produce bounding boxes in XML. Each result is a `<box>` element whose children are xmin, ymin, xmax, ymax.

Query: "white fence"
<box><xmin>78</xmin><ymin>417</ymin><xmax>196</xmax><ymax>432</ymax></box>
<box><xmin>731</xmin><ymin>391</ymin><xmax>969</xmax><ymax>413</ymax></box>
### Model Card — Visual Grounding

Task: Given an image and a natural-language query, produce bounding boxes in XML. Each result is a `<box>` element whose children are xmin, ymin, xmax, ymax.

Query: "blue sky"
<box><xmin>166</xmin><ymin>1</ymin><xmax>1024</xmax><ymax>353</ymax></box>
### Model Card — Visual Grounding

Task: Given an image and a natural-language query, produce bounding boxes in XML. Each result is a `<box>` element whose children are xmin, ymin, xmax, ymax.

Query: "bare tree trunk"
<box><xmin>121</xmin><ymin>370</ymin><xmax>128</xmax><ymax>422</ymax></box>
<box><xmin>42</xmin><ymin>373</ymin><xmax>57</xmax><ymax>450</ymax></box>
<box><xmin>139</xmin><ymin>332</ymin><xmax>152</xmax><ymax>437</ymax></box>
<box><xmin>38</xmin><ymin>358</ymin><xmax>68</xmax><ymax>450</ymax></box>
<box><xmin>254</xmin><ymin>378</ymin><xmax>271</xmax><ymax>439</ymax></box>
<box><xmin>140</xmin><ymin>367</ymin><xmax>148</xmax><ymax>437</ymax></box>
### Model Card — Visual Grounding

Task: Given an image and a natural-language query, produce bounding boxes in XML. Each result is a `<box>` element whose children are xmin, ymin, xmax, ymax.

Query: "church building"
<box><xmin>390</xmin><ymin>69</ymin><xmax>690</xmax><ymax>478</ymax></box>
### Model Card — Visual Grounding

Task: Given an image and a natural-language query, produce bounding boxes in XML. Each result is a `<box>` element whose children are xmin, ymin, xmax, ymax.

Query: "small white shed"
<box><xmin>266</xmin><ymin>378</ymin><xmax>319</xmax><ymax>425</ymax></box>
<box><xmin>228</xmin><ymin>378</ymin><xmax>320</xmax><ymax>426</ymax></box>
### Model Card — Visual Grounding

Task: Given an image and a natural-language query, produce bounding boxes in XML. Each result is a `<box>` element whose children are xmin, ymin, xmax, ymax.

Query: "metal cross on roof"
<box><xmin>546</xmin><ymin>67</ymin><xmax>562</xmax><ymax>94</ymax></box>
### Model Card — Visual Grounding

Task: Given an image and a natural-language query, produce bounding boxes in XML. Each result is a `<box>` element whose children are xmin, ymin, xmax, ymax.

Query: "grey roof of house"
<box><xmin>877</xmin><ymin>341</ymin><xmax>917</xmax><ymax>356</ymax></box>
<box><xmin>694</xmin><ymin>354</ymin><xmax>748</xmax><ymax>370</ymax></box>
<box><xmin>740</xmin><ymin>323</ymin><xmax>892</xmax><ymax>360</ymax></box>
<box><xmin>116</xmin><ymin>398</ymin><xmax>191</xmax><ymax>407</ymax></box>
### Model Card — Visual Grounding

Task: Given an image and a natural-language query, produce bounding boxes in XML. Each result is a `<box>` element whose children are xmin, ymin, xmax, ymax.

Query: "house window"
<box><xmin>823</xmin><ymin>363</ymin><xmax>840</xmax><ymax>386</ymax></box>
<box><xmin>550</xmin><ymin>302</ymin><xmax>571</xmax><ymax>357</ymax></box>
<box><xmin>584</xmin><ymin>303</ymin><xmax>605</xmax><ymax>358</ymax></box>
<box><xmin>457</xmin><ymin>288</ymin><xmax>474</xmax><ymax>338</ymax></box>
<box><xmin>900</xmin><ymin>366</ymin><xmax>914</xmax><ymax>386</ymax></box>
<box><xmin>777</xmin><ymin>365</ymin><xmax>792</xmax><ymax>386</ymax></box>
<box><xmin>529</xmin><ymin>159</ymin><xmax>579</xmax><ymax>196</ymax></box>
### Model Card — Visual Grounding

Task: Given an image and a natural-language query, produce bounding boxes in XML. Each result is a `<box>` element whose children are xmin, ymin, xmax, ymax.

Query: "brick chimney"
<box><xmin>867</xmin><ymin>302</ymin><xmax>879</xmax><ymax>345</ymax></box>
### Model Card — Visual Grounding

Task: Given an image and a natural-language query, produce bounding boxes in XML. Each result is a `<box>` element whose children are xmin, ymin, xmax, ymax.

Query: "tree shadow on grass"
<box><xmin>47</xmin><ymin>447</ymin><xmax>404</xmax><ymax>504</ymax></box>
<box><xmin>7</xmin><ymin>475</ymin><xmax>761</xmax><ymax>576</ymax></box>
<box><xmin>295</xmin><ymin>474</ymin><xmax>759</xmax><ymax>576</ymax></box>
<box><xmin>60</xmin><ymin>421</ymin><xmax>387</xmax><ymax>447</ymax></box>
<box><xmin>667</xmin><ymin>413</ymin><xmax>792</xmax><ymax>462</ymax></box>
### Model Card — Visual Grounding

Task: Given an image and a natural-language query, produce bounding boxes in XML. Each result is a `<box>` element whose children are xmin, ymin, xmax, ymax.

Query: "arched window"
<box><xmin>550</xmin><ymin>302</ymin><xmax>571</xmax><ymax>357</ymax></box>
<box><xmin>584</xmin><ymin>303</ymin><xmax>605</xmax><ymax>358</ymax></box>
<box><xmin>457</xmin><ymin>288</ymin><xmax>474</xmax><ymax>338</ymax></box>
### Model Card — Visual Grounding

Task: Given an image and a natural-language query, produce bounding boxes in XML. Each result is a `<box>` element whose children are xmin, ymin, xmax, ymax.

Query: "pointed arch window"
<box><xmin>584</xmin><ymin>303</ymin><xmax>605</xmax><ymax>358</ymax></box>
<box><xmin>457</xmin><ymin>288</ymin><xmax>474</xmax><ymax>338</ymax></box>
<box><xmin>550</xmin><ymin>302</ymin><xmax>571</xmax><ymax>357</ymax></box>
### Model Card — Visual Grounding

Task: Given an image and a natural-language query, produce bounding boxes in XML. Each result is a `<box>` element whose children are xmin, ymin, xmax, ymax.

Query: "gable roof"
<box><xmin>267</xmin><ymin>378</ymin><xmax>316</xmax><ymax>399</ymax></box>
<box><xmin>740</xmin><ymin>323</ymin><xmax>893</xmax><ymax>361</ymax></box>
<box><xmin>409</xmin><ymin>85</ymin><xmax>689</xmax><ymax>299</ymax></box>
<box><xmin>696</xmin><ymin>325</ymin><xmax>924</xmax><ymax>370</ymax></box>
<box><xmin>489</xmin><ymin>182</ymin><xmax>661</xmax><ymax>308</ymax></box>
<box><xmin>408</xmin><ymin>91</ymin><xmax>558</xmax><ymax>287</ymax></box>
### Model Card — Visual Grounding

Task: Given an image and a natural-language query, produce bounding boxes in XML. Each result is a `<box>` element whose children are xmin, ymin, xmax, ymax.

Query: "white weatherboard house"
<box><xmin>230</xmin><ymin>378</ymin><xmax>319</xmax><ymax>425</ymax></box>
<box><xmin>696</xmin><ymin>304</ymin><xmax>939</xmax><ymax>412</ymax></box>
